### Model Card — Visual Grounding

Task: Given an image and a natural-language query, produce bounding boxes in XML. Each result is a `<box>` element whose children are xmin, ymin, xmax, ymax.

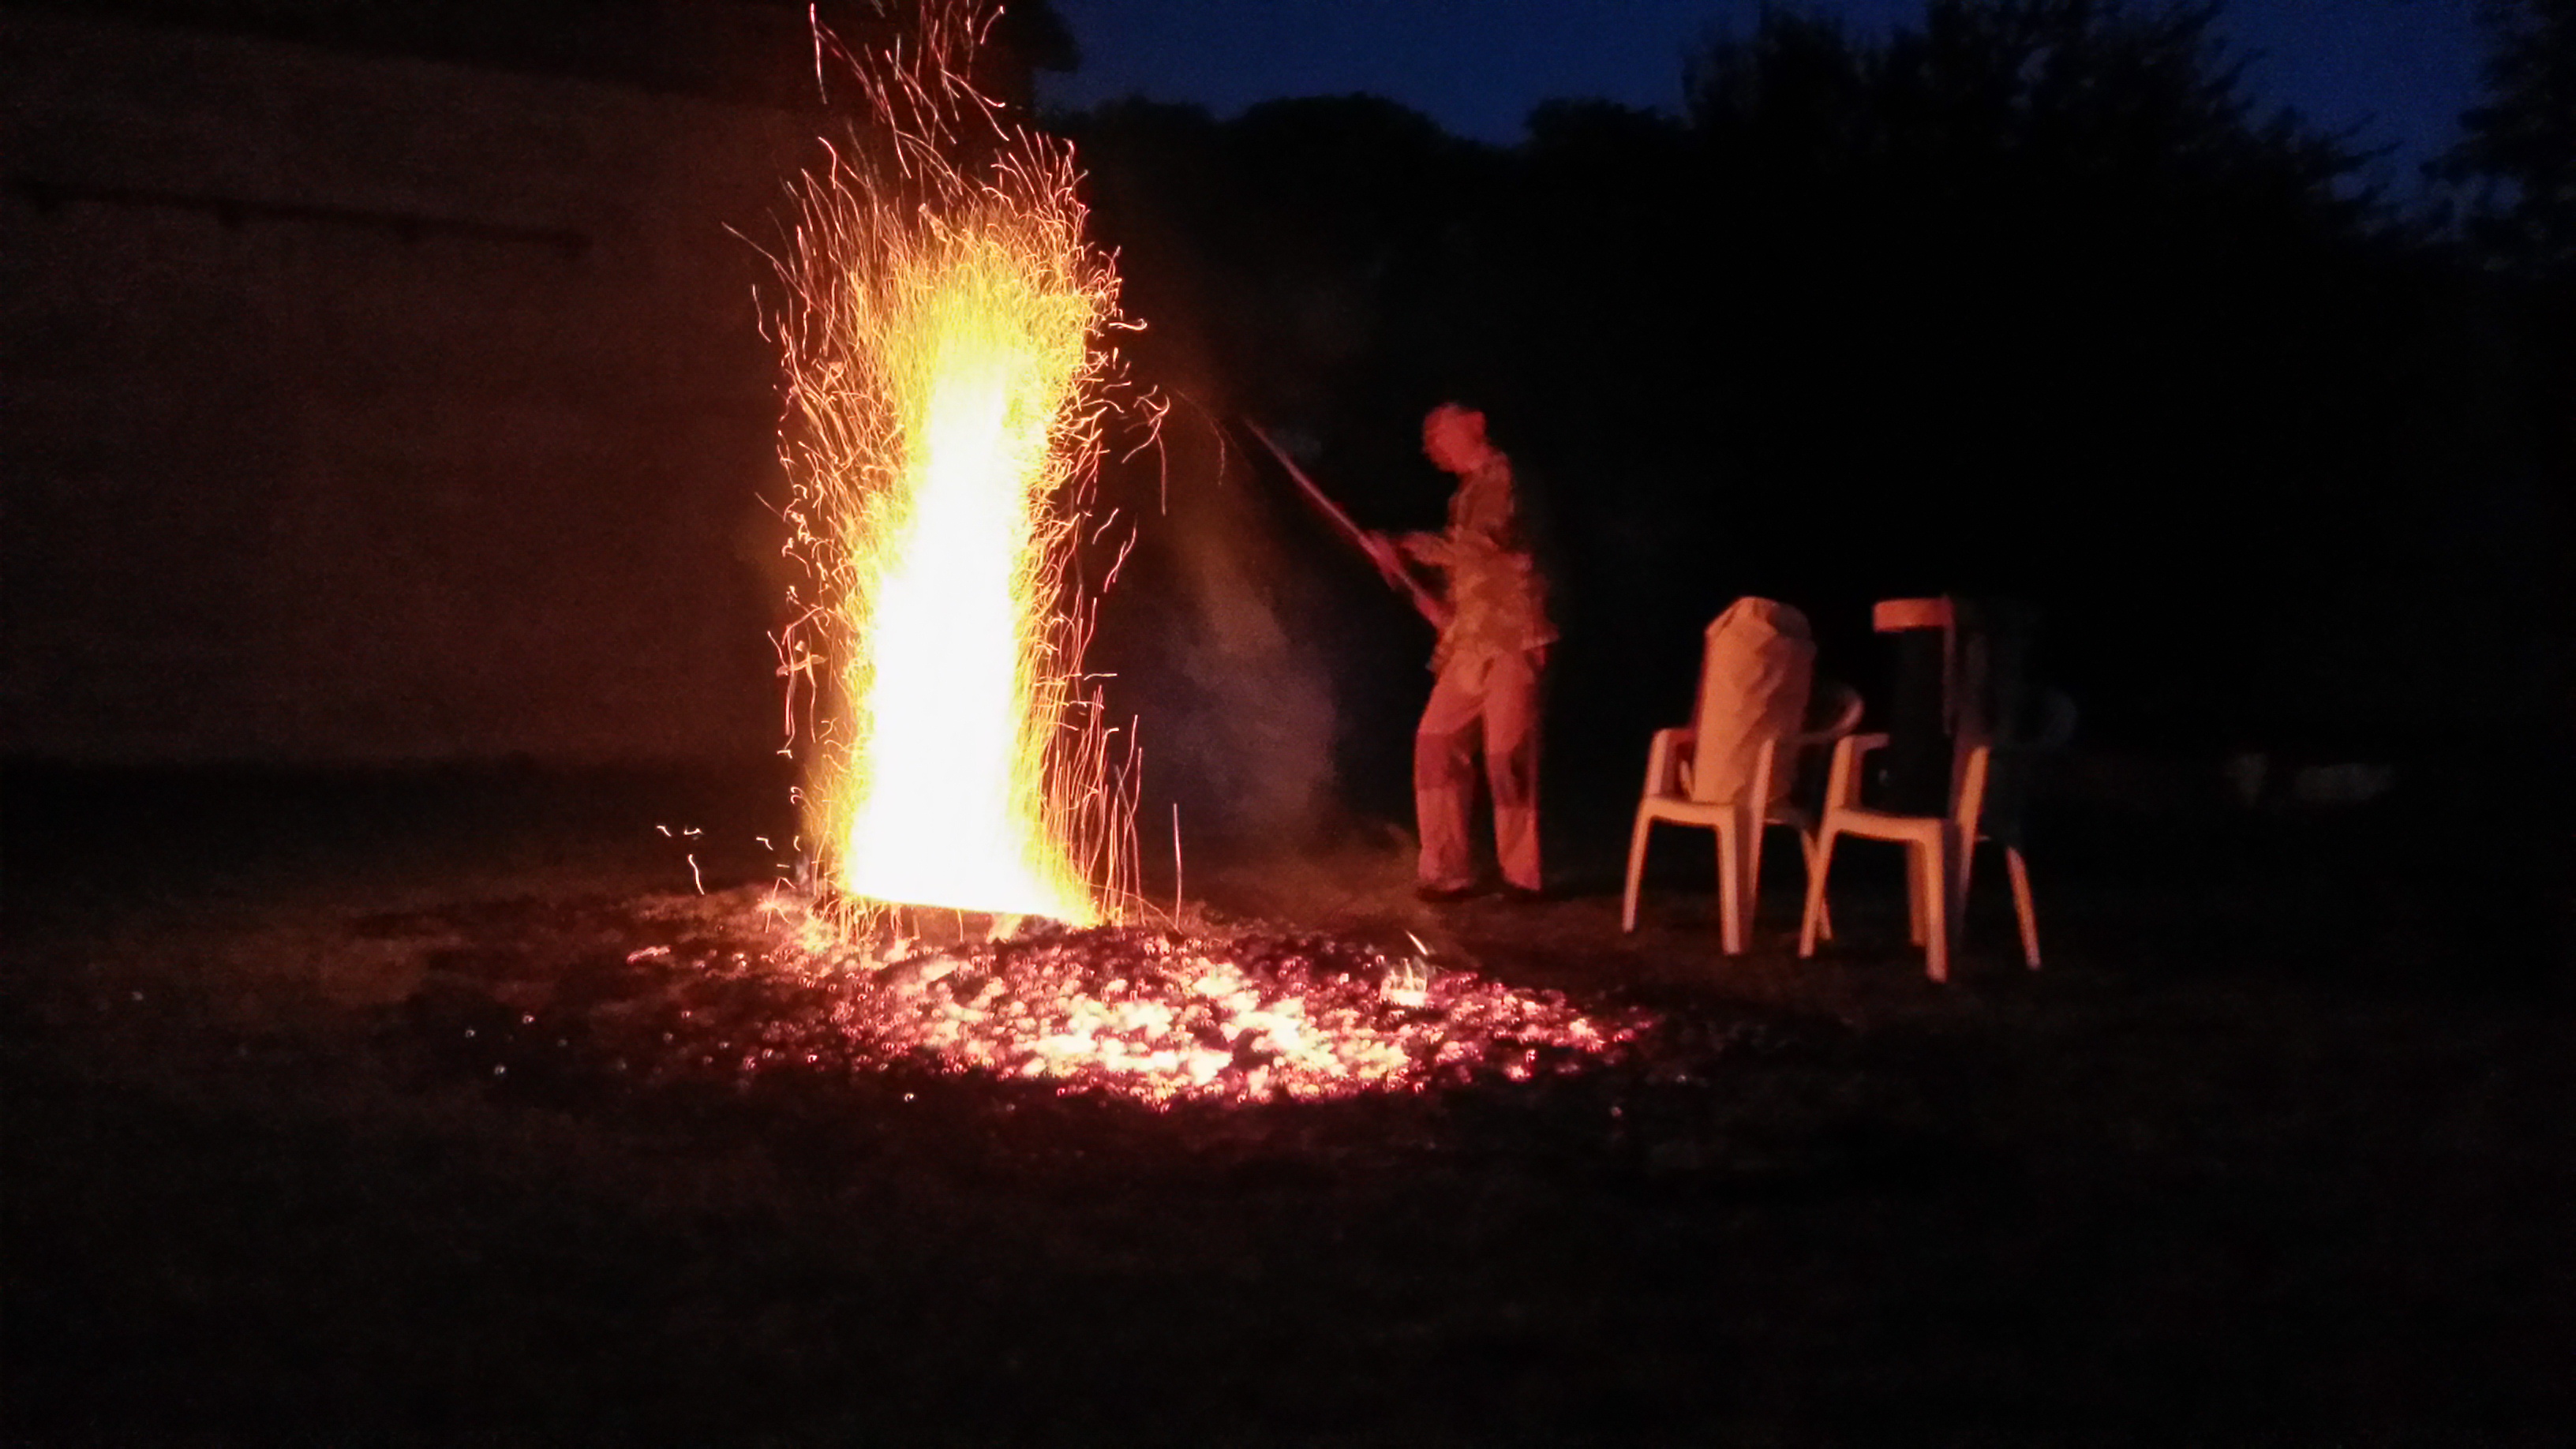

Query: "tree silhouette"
<box><xmin>2435</xmin><ymin>0</ymin><xmax>2570</xmax><ymax>825</ymax></box>
<box><xmin>2439</xmin><ymin>0</ymin><xmax>2576</xmax><ymax>279</ymax></box>
<box><xmin>1058</xmin><ymin>0</ymin><xmax>2494</xmax><ymax>800</ymax></box>
<box><xmin>1672</xmin><ymin>0</ymin><xmax>2426</xmax><ymax>747</ymax></box>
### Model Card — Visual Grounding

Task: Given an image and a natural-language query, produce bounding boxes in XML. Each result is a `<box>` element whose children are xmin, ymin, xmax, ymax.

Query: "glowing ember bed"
<box><xmin>495</xmin><ymin>890</ymin><xmax>1658</xmax><ymax>1106</ymax></box>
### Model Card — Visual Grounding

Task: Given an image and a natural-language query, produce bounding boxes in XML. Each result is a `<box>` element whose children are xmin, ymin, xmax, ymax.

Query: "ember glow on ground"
<box><xmin>623</xmin><ymin>892</ymin><xmax>1657</xmax><ymax>1105</ymax></box>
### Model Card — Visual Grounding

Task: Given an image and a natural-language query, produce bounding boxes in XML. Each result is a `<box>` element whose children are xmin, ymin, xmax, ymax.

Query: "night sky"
<box><xmin>1041</xmin><ymin>0</ymin><xmax>2485</xmax><ymax>191</ymax></box>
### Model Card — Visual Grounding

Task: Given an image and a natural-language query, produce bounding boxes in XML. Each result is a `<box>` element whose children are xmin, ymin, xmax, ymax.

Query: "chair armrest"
<box><xmin>1784</xmin><ymin>681</ymin><xmax>1867</xmax><ymax>746</ymax></box>
<box><xmin>1642</xmin><ymin>728</ymin><xmax>1692</xmax><ymax>799</ymax></box>
<box><xmin>1821</xmin><ymin>732</ymin><xmax>1890</xmax><ymax>811</ymax></box>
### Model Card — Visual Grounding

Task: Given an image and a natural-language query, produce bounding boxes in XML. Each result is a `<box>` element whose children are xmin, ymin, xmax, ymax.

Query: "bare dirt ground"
<box><xmin>5</xmin><ymin>764</ymin><xmax>2570</xmax><ymax>1444</ymax></box>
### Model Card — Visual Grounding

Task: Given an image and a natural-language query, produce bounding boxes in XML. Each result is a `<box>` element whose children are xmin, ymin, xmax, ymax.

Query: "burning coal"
<box><xmin>611</xmin><ymin>890</ymin><xmax>1655</xmax><ymax>1106</ymax></box>
<box><xmin>769</xmin><ymin>3</ymin><xmax>1133</xmax><ymax>927</ymax></box>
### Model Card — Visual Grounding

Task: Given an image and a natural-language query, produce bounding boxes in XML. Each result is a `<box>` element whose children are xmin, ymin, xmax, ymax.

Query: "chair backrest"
<box><xmin>1969</xmin><ymin>687</ymin><xmax>2076</xmax><ymax>846</ymax></box>
<box><xmin>1687</xmin><ymin>597</ymin><xmax>1815</xmax><ymax>806</ymax></box>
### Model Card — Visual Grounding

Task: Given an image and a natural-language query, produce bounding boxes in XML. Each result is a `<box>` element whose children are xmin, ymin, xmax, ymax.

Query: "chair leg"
<box><xmin>1621</xmin><ymin>811</ymin><xmax>1655</xmax><ymax>933</ymax></box>
<box><xmin>1743</xmin><ymin>814</ymin><xmax>1768</xmax><ymax>949</ymax></box>
<box><xmin>2006</xmin><ymin>844</ymin><xmax>2040</xmax><ymax>970</ymax></box>
<box><xmin>1798</xmin><ymin>826</ymin><xmax>1837</xmax><ymax>959</ymax></box>
<box><xmin>1797</xmin><ymin>828</ymin><xmax>1835</xmax><ymax>942</ymax></box>
<box><xmin>1715</xmin><ymin>817</ymin><xmax>1744</xmax><ymax>956</ymax></box>
<box><xmin>1905</xmin><ymin>844</ymin><xmax>1927</xmax><ymax>945</ymax></box>
<box><xmin>1950</xmin><ymin>833</ymin><xmax>1976</xmax><ymax>949</ymax></box>
<box><xmin>1919</xmin><ymin>833</ymin><xmax>1952</xmax><ymax>983</ymax></box>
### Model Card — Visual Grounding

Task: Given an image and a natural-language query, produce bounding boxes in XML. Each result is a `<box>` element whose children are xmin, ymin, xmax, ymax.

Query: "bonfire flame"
<box><xmin>742</xmin><ymin>8</ymin><xmax>1644</xmax><ymax>1103</ymax></box>
<box><xmin>772</xmin><ymin>2</ymin><xmax>1129</xmax><ymax>927</ymax></box>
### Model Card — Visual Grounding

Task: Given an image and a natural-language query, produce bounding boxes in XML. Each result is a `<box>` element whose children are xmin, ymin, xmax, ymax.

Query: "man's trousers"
<box><xmin>1413</xmin><ymin>647</ymin><xmax>1544</xmax><ymax>893</ymax></box>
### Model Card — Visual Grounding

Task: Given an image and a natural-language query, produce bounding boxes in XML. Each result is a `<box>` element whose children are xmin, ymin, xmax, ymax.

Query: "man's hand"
<box><xmin>1362</xmin><ymin>530</ymin><xmax>1452</xmax><ymax>630</ymax></box>
<box><xmin>1361</xmin><ymin>530</ymin><xmax>1408</xmax><ymax>586</ymax></box>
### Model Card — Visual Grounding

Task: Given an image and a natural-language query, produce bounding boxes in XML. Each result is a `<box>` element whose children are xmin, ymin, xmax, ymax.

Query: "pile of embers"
<box><xmin>388</xmin><ymin>888</ymin><xmax>1671</xmax><ymax>1110</ymax></box>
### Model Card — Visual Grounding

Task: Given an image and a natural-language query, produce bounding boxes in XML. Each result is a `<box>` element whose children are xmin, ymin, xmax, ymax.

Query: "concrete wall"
<box><xmin>3</xmin><ymin>7</ymin><xmax>816</xmax><ymax>765</ymax></box>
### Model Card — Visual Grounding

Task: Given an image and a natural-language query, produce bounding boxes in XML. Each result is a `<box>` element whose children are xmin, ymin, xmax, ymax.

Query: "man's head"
<box><xmin>1422</xmin><ymin>402</ymin><xmax>1496</xmax><ymax>477</ymax></box>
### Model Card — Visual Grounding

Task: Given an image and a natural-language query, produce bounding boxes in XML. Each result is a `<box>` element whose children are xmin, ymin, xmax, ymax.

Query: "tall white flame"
<box><xmin>770</xmin><ymin>5</ymin><xmax>1131</xmax><ymax>925</ymax></box>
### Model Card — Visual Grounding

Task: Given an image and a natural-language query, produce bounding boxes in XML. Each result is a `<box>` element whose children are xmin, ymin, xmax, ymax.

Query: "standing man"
<box><xmin>1368</xmin><ymin>402</ymin><xmax>1558</xmax><ymax>903</ymax></box>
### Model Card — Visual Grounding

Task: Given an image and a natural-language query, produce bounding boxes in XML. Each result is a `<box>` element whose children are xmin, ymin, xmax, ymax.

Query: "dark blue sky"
<box><xmin>1039</xmin><ymin>0</ymin><xmax>2484</xmax><ymax>193</ymax></box>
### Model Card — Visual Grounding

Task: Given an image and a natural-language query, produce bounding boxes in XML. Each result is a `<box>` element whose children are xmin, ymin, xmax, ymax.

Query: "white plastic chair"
<box><xmin>1623</xmin><ymin>679</ymin><xmax>1866</xmax><ymax>953</ymax></box>
<box><xmin>1797</xmin><ymin>690</ymin><xmax>2075</xmax><ymax>981</ymax></box>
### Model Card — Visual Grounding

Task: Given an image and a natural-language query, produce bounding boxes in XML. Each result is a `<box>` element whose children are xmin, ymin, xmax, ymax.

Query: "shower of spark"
<box><xmin>732</xmin><ymin>7</ymin><xmax>1646</xmax><ymax>1104</ymax></box>
<box><xmin>769</xmin><ymin>2</ymin><xmax>1133</xmax><ymax>927</ymax></box>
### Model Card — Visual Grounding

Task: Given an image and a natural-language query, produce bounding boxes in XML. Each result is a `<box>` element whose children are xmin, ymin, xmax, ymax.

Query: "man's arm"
<box><xmin>1395</xmin><ymin>530</ymin><xmax>1456</xmax><ymax>569</ymax></box>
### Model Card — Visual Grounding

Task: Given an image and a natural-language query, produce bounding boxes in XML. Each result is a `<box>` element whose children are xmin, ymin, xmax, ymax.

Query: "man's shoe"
<box><xmin>1414</xmin><ymin>882</ymin><xmax>1477</xmax><ymax>904</ymax></box>
<box><xmin>1500</xmin><ymin>884</ymin><xmax>1549</xmax><ymax>904</ymax></box>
